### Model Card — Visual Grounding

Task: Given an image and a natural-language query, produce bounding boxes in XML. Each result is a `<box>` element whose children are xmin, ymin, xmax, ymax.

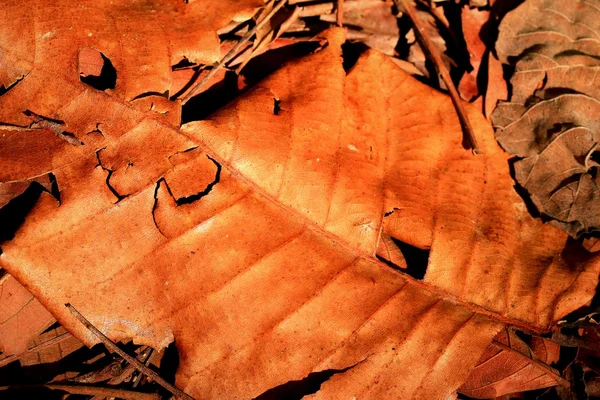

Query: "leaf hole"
<box><xmin>341</xmin><ymin>41</ymin><xmax>369</xmax><ymax>73</ymax></box>
<box><xmin>273</xmin><ymin>98</ymin><xmax>281</xmax><ymax>115</ymax></box>
<box><xmin>252</xmin><ymin>366</ymin><xmax>354</xmax><ymax>400</ymax></box>
<box><xmin>78</xmin><ymin>48</ymin><xmax>116</xmax><ymax>91</ymax></box>
<box><xmin>0</xmin><ymin>76</ymin><xmax>24</xmax><ymax>97</ymax></box>
<box><xmin>390</xmin><ymin>238</ymin><xmax>429</xmax><ymax>280</ymax></box>
<box><xmin>181</xmin><ymin>40</ymin><xmax>323</xmax><ymax>124</ymax></box>
<box><xmin>0</xmin><ymin>175</ymin><xmax>60</xmax><ymax>245</ymax></box>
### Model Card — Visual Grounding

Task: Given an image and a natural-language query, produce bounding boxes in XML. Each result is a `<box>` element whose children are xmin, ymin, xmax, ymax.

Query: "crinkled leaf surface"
<box><xmin>492</xmin><ymin>0</ymin><xmax>600</xmax><ymax>237</ymax></box>
<box><xmin>495</xmin><ymin>0</ymin><xmax>600</xmax><ymax>64</ymax></box>
<box><xmin>0</xmin><ymin>24</ymin><xmax>598</xmax><ymax>400</ymax></box>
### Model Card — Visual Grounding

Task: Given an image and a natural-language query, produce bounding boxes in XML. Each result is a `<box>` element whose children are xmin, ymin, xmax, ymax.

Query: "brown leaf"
<box><xmin>376</xmin><ymin>233</ymin><xmax>407</xmax><ymax>269</ymax></box>
<box><xmin>491</xmin><ymin>0</ymin><xmax>600</xmax><ymax>237</ymax></box>
<box><xmin>496</xmin><ymin>0</ymin><xmax>600</xmax><ymax>65</ymax></box>
<box><xmin>20</xmin><ymin>326</ymin><xmax>82</xmax><ymax>372</ymax></box>
<box><xmin>0</xmin><ymin>27</ymin><xmax>598</xmax><ymax>399</ymax></box>
<box><xmin>0</xmin><ymin>173</ymin><xmax>55</xmax><ymax>209</ymax></box>
<box><xmin>320</xmin><ymin>0</ymin><xmax>400</xmax><ymax>56</ymax></box>
<box><xmin>459</xmin><ymin>328</ymin><xmax>567</xmax><ymax>398</ymax></box>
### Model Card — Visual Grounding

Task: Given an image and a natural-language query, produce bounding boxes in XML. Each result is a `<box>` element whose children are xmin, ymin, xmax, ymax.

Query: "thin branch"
<box><xmin>395</xmin><ymin>0</ymin><xmax>481</xmax><ymax>154</ymax></box>
<box><xmin>236</xmin><ymin>6</ymin><xmax>302</xmax><ymax>74</ymax></box>
<box><xmin>0</xmin><ymin>383</ymin><xmax>160</xmax><ymax>400</ymax></box>
<box><xmin>336</xmin><ymin>0</ymin><xmax>344</xmax><ymax>26</ymax></box>
<box><xmin>66</xmin><ymin>303</ymin><xmax>195</xmax><ymax>400</ymax></box>
<box><xmin>181</xmin><ymin>0</ymin><xmax>288</xmax><ymax>103</ymax></box>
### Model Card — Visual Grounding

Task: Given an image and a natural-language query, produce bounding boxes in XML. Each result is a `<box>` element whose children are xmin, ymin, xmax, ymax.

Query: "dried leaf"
<box><xmin>495</xmin><ymin>0</ymin><xmax>600</xmax><ymax>65</ymax></box>
<box><xmin>459</xmin><ymin>328</ymin><xmax>567</xmax><ymax>398</ymax></box>
<box><xmin>492</xmin><ymin>0</ymin><xmax>600</xmax><ymax>237</ymax></box>
<box><xmin>20</xmin><ymin>326</ymin><xmax>82</xmax><ymax>370</ymax></box>
<box><xmin>376</xmin><ymin>233</ymin><xmax>407</xmax><ymax>269</ymax></box>
<box><xmin>187</xmin><ymin>30</ymin><xmax>600</xmax><ymax>330</ymax></box>
<box><xmin>320</xmin><ymin>0</ymin><xmax>400</xmax><ymax>56</ymax></box>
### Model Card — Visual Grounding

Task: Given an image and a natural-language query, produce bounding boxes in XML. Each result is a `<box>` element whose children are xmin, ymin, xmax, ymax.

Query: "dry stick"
<box><xmin>236</xmin><ymin>6</ymin><xmax>302</xmax><ymax>74</ymax></box>
<box><xmin>0</xmin><ymin>384</ymin><xmax>160</xmax><ymax>400</ymax></box>
<box><xmin>181</xmin><ymin>0</ymin><xmax>288</xmax><ymax>104</ymax></box>
<box><xmin>395</xmin><ymin>0</ymin><xmax>481</xmax><ymax>154</ymax></box>
<box><xmin>300</xmin><ymin>1</ymin><xmax>390</xmax><ymax>19</ymax></box>
<box><xmin>65</xmin><ymin>303</ymin><xmax>195</xmax><ymax>400</ymax></box>
<box><xmin>336</xmin><ymin>0</ymin><xmax>344</xmax><ymax>26</ymax></box>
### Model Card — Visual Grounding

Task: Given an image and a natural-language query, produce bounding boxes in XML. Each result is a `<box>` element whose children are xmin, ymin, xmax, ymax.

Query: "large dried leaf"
<box><xmin>459</xmin><ymin>328</ymin><xmax>565</xmax><ymax>398</ymax></box>
<box><xmin>492</xmin><ymin>0</ymin><xmax>600</xmax><ymax>237</ymax></box>
<box><xmin>0</xmin><ymin>27</ymin><xmax>598</xmax><ymax>400</ymax></box>
<box><xmin>0</xmin><ymin>0</ymin><xmax>262</xmax><ymax>127</ymax></box>
<box><xmin>185</xmin><ymin>31</ymin><xmax>599</xmax><ymax>330</ymax></box>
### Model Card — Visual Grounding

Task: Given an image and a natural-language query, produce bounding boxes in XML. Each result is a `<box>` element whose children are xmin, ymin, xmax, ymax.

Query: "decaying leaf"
<box><xmin>492</xmin><ymin>0</ymin><xmax>600</xmax><ymax>237</ymax></box>
<box><xmin>459</xmin><ymin>328</ymin><xmax>565</xmax><ymax>398</ymax></box>
<box><xmin>0</xmin><ymin>19</ymin><xmax>599</xmax><ymax>400</ymax></box>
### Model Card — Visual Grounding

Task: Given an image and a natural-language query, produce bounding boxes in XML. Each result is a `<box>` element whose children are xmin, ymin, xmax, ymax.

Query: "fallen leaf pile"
<box><xmin>492</xmin><ymin>0</ymin><xmax>600</xmax><ymax>237</ymax></box>
<box><xmin>1</xmin><ymin>1</ymin><xmax>600</xmax><ymax>399</ymax></box>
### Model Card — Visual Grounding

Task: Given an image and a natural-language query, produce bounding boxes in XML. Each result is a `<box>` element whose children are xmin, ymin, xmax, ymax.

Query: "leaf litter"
<box><xmin>0</xmin><ymin>0</ymin><xmax>600</xmax><ymax>399</ymax></box>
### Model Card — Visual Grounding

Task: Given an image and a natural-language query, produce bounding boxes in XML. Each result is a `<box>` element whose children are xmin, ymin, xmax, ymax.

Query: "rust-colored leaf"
<box><xmin>459</xmin><ymin>328</ymin><xmax>566</xmax><ymax>398</ymax></box>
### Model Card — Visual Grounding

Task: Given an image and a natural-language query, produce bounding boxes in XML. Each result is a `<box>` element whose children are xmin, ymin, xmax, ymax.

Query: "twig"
<box><xmin>336</xmin><ymin>0</ymin><xmax>344</xmax><ymax>26</ymax></box>
<box><xmin>236</xmin><ymin>6</ymin><xmax>302</xmax><ymax>74</ymax></box>
<box><xmin>181</xmin><ymin>0</ymin><xmax>288</xmax><ymax>103</ymax></box>
<box><xmin>0</xmin><ymin>331</ymin><xmax>72</xmax><ymax>368</ymax></box>
<box><xmin>395</xmin><ymin>0</ymin><xmax>481</xmax><ymax>154</ymax></box>
<box><xmin>132</xmin><ymin>347</ymin><xmax>155</xmax><ymax>388</ymax></box>
<box><xmin>65</xmin><ymin>303</ymin><xmax>195</xmax><ymax>400</ymax></box>
<box><xmin>0</xmin><ymin>383</ymin><xmax>160</xmax><ymax>400</ymax></box>
<box><xmin>299</xmin><ymin>1</ymin><xmax>390</xmax><ymax>19</ymax></box>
